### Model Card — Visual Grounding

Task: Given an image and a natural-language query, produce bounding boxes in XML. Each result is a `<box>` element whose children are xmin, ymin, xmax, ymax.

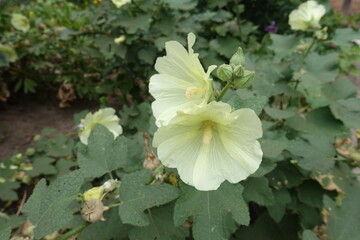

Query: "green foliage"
<box><xmin>174</xmin><ymin>182</ymin><xmax>249</xmax><ymax>240</ymax></box>
<box><xmin>118</xmin><ymin>169</ymin><xmax>179</xmax><ymax>226</ymax></box>
<box><xmin>78</xmin><ymin>124</ymin><xmax>129</xmax><ymax>178</ymax></box>
<box><xmin>22</xmin><ymin>170</ymin><xmax>83</xmax><ymax>239</ymax></box>
<box><xmin>0</xmin><ymin>227</ymin><xmax>10</xmax><ymax>240</ymax></box>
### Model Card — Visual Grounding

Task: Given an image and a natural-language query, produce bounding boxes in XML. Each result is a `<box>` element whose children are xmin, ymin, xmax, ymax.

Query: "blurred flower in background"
<box><xmin>265</xmin><ymin>21</ymin><xmax>278</xmax><ymax>33</ymax></box>
<box><xmin>11</xmin><ymin>13</ymin><xmax>30</xmax><ymax>32</ymax></box>
<box><xmin>288</xmin><ymin>0</ymin><xmax>326</xmax><ymax>30</ymax></box>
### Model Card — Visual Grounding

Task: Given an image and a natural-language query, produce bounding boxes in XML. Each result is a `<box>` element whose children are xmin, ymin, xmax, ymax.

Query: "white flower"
<box><xmin>114</xmin><ymin>35</ymin><xmax>126</xmax><ymax>44</ymax></box>
<box><xmin>288</xmin><ymin>1</ymin><xmax>326</xmax><ymax>30</ymax></box>
<box><xmin>11</xmin><ymin>13</ymin><xmax>30</xmax><ymax>32</ymax></box>
<box><xmin>111</xmin><ymin>0</ymin><xmax>131</xmax><ymax>8</ymax></box>
<box><xmin>153</xmin><ymin>101</ymin><xmax>263</xmax><ymax>191</ymax></box>
<box><xmin>79</xmin><ymin>108</ymin><xmax>123</xmax><ymax>145</ymax></box>
<box><xmin>149</xmin><ymin>33</ymin><xmax>216</xmax><ymax>127</ymax></box>
<box><xmin>0</xmin><ymin>44</ymin><xmax>18</xmax><ymax>62</ymax></box>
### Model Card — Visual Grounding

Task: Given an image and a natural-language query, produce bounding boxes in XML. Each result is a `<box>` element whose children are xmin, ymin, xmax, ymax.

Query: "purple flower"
<box><xmin>265</xmin><ymin>21</ymin><xmax>278</xmax><ymax>33</ymax></box>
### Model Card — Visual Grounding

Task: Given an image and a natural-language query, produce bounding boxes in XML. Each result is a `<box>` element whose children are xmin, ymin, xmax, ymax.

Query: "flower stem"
<box><xmin>217</xmin><ymin>81</ymin><xmax>231</xmax><ymax>101</ymax></box>
<box><xmin>303</xmin><ymin>39</ymin><xmax>316</xmax><ymax>58</ymax></box>
<box><xmin>58</xmin><ymin>222</ymin><xmax>90</xmax><ymax>240</ymax></box>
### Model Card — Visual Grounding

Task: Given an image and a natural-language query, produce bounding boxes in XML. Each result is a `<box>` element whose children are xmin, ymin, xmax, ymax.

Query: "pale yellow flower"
<box><xmin>11</xmin><ymin>13</ymin><xmax>30</xmax><ymax>32</ymax></box>
<box><xmin>288</xmin><ymin>1</ymin><xmax>326</xmax><ymax>30</ymax></box>
<box><xmin>114</xmin><ymin>35</ymin><xmax>126</xmax><ymax>44</ymax></box>
<box><xmin>111</xmin><ymin>0</ymin><xmax>131</xmax><ymax>8</ymax></box>
<box><xmin>79</xmin><ymin>108</ymin><xmax>123</xmax><ymax>145</ymax></box>
<box><xmin>153</xmin><ymin>101</ymin><xmax>263</xmax><ymax>191</ymax></box>
<box><xmin>0</xmin><ymin>44</ymin><xmax>18</xmax><ymax>62</ymax></box>
<box><xmin>83</xmin><ymin>186</ymin><xmax>104</xmax><ymax>201</ymax></box>
<box><xmin>149</xmin><ymin>33</ymin><xmax>216</xmax><ymax>126</ymax></box>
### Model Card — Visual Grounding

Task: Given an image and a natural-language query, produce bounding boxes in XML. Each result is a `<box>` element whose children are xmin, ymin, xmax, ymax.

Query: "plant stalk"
<box><xmin>57</xmin><ymin>222</ymin><xmax>90</xmax><ymax>240</ymax></box>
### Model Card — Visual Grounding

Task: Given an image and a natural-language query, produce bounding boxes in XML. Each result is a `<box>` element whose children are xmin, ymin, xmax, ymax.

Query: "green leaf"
<box><xmin>297</xmin><ymin>181</ymin><xmax>324</xmax><ymax>208</ymax></box>
<box><xmin>129</xmin><ymin>204</ymin><xmax>188</xmax><ymax>240</ymax></box>
<box><xmin>0</xmin><ymin>52</ymin><xmax>9</xmax><ymax>67</ymax></box>
<box><xmin>285</xmin><ymin>107</ymin><xmax>348</xmax><ymax>139</ymax></box>
<box><xmin>78</xmin><ymin>125</ymin><xmax>129</xmax><ymax>178</ymax></box>
<box><xmin>327</xmin><ymin>185</ymin><xmax>360</xmax><ymax>240</ymax></box>
<box><xmin>269</xmin><ymin>34</ymin><xmax>299</xmax><ymax>61</ymax></box>
<box><xmin>0</xmin><ymin>215</ymin><xmax>26</xmax><ymax>231</ymax></box>
<box><xmin>227</xmin><ymin>94</ymin><xmax>267</xmax><ymax>115</ymax></box>
<box><xmin>55</xmin><ymin>159</ymin><xmax>78</xmax><ymax>177</ymax></box>
<box><xmin>118</xmin><ymin>169</ymin><xmax>179</xmax><ymax>226</ymax></box>
<box><xmin>0</xmin><ymin>227</ymin><xmax>10</xmax><ymax>240</ymax></box>
<box><xmin>252</xmin><ymin>158</ymin><xmax>276</xmax><ymax>178</ymax></box>
<box><xmin>174</xmin><ymin>182</ymin><xmax>249</xmax><ymax>240</ymax></box>
<box><xmin>260</xmin><ymin>139</ymin><xmax>287</xmax><ymax>158</ymax></box>
<box><xmin>323</xmin><ymin>78</ymin><xmax>357</xmax><ymax>101</ymax></box>
<box><xmin>0</xmin><ymin>182</ymin><xmax>20</xmax><ymax>201</ymax></box>
<box><xmin>47</xmin><ymin>134</ymin><xmax>75</xmax><ymax>157</ymax></box>
<box><xmin>267</xmin><ymin>189</ymin><xmax>291</xmax><ymax>222</ymax></box>
<box><xmin>286</xmin><ymin>134</ymin><xmax>336</xmax><ymax>172</ymax></box>
<box><xmin>235</xmin><ymin>213</ymin><xmax>300</xmax><ymax>240</ymax></box>
<box><xmin>242</xmin><ymin>177</ymin><xmax>274</xmax><ymax>206</ymax></box>
<box><xmin>79</xmin><ymin>208</ymin><xmax>131</xmax><ymax>240</ymax></box>
<box><xmin>264</xmin><ymin>107</ymin><xmax>297</xmax><ymax>119</ymax></box>
<box><xmin>163</xmin><ymin>0</ymin><xmax>198</xmax><ymax>10</ymax></box>
<box><xmin>210</xmin><ymin>37</ymin><xmax>242</xmax><ymax>58</ymax></box>
<box><xmin>115</xmin><ymin>12</ymin><xmax>151</xmax><ymax>34</ymax></box>
<box><xmin>28</xmin><ymin>156</ymin><xmax>57</xmax><ymax>177</ymax></box>
<box><xmin>332</xmin><ymin>28</ymin><xmax>360</xmax><ymax>48</ymax></box>
<box><xmin>138</xmin><ymin>48</ymin><xmax>157</xmax><ymax>65</ymax></box>
<box><xmin>267</xmin><ymin>161</ymin><xmax>303</xmax><ymax>188</ymax></box>
<box><xmin>22</xmin><ymin>170</ymin><xmax>83</xmax><ymax>239</ymax></box>
<box><xmin>330</xmin><ymin>98</ymin><xmax>360</xmax><ymax>129</ymax></box>
<box><xmin>302</xmin><ymin>230</ymin><xmax>319</xmax><ymax>240</ymax></box>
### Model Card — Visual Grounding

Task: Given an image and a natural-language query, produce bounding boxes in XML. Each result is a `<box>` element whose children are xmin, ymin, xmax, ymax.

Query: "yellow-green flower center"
<box><xmin>185</xmin><ymin>86</ymin><xmax>206</xmax><ymax>99</ymax></box>
<box><xmin>201</xmin><ymin>121</ymin><xmax>216</xmax><ymax>145</ymax></box>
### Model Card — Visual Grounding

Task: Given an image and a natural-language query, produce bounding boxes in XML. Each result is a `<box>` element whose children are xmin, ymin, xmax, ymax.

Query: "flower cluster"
<box><xmin>149</xmin><ymin>33</ymin><xmax>263</xmax><ymax>191</ymax></box>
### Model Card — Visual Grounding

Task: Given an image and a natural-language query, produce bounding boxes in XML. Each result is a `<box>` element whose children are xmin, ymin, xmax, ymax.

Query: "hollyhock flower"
<box><xmin>265</xmin><ymin>21</ymin><xmax>278</xmax><ymax>33</ymax></box>
<box><xmin>149</xmin><ymin>33</ymin><xmax>216</xmax><ymax>126</ymax></box>
<box><xmin>79</xmin><ymin>108</ymin><xmax>123</xmax><ymax>145</ymax></box>
<box><xmin>153</xmin><ymin>101</ymin><xmax>263</xmax><ymax>191</ymax></box>
<box><xmin>11</xmin><ymin>13</ymin><xmax>30</xmax><ymax>32</ymax></box>
<box><xmin>288</xmin><ymin>1</ymin><xmax>326</xmax><ymax>30</ymax></box>
<box><xmin>0</xmin><ymin>44</ymin><xmax>18</xmax><ymax>62</ymax></box>
<box><xmin>111</xmin><ymin>0</ymin><xmax>131</xmax><ymax>8</ymax></box>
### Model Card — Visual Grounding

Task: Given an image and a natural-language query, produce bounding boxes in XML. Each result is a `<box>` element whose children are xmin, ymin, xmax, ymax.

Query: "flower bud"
<box><xmin>83</xmin><ymin>186</ymin><xmax>104</xmax><ymax>201</ymax></box>
<box><xmin>314</xmin><ymin>27</ymin><xmax>328</xmax><ymax>40</ymax></box>
<box><xmin>233</xmin><ymin>65</ymin><xmax>244</xmax><ymax>77</ymax></box>
<box><xmin>232</xmin><ymin>70</ymin><xmax>254</xmax><ymax>89</ymax></box>
<box><xmin>102</xmin><ymin>179</ymin><xmax>120</xmax><ymax>192</ymax></box>
<box><xmin>81</xmin><ymin>199</ymin><xmax>109</xmax><ymax>223</ymax></box>
<box><xmin>114</xmin><ymin>35</ymin><xmax>126</xmax><ymax>44</ymax></box>
<box><xmin>26</xmin><ymin>148</ymin><xmax>35</xmax><ymax>156</ymax></box>
<box><xmin>230</xmin><ymin>47</ymin><xmax>245</xmax><ymax>66</ymax></box>
<box><xmin>217</xmin><ymin>64</ymin><xmax>233</xmax><ymax>82</ymax></box>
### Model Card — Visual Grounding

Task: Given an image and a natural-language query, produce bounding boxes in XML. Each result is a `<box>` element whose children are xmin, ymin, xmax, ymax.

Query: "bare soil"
<box><xmin>0</xmin><ymin>93</ymin><xmax>98</xmax><ymax>160</ymax></box>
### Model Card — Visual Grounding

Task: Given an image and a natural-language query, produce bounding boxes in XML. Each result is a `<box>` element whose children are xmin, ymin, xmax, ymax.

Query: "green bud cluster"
<box><xmin>216</xmin><ymin>47</ymin><xmax>255</xmax><ymax>89</ymax></box>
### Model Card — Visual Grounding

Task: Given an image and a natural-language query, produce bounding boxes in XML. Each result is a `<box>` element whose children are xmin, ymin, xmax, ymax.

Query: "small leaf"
<box><xmin>267</xmin><ymin>189</ymin><xmax>291</xmax><ymax>222</ymax></box>
<box><xmin>118</xmin><ymin>169</ymin><xmax>179</xmax><ymax>226</ymax></box>
<box><xmin>174</xmin><ymin>182</ymin><xmax>249</xmax><ymax>240</ymax></box>
<box><xmin>22</xmin><ymin>170</ymin><xmax>83</xmax><ymax>239</ymax></box>
<box><xmin>28</xmin><ymin>156</ymin><xmax>57</xmax><ymax>177</ymax></box>
<box><xmin>264</xmin><ymin>107</ymin><xmax>297</xmax><ymax>119</ymax></box>
<box><xmin>0</xmin><ymin>182</ymin><xmax>20</xmax><ymax>201</ymax></box>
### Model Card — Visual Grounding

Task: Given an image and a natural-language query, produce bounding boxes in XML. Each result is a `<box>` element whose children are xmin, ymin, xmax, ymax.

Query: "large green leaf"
<box><xmin>78</xmin><ymin>125</ymin><xmax>129</xmax><ymax>178</ymax></box>
<box><xmin>0</xmin><ymin>227</ymin><xmax>10</xmax><ymax>240</ymax></box>
<box><xmin>326</xmin><ymin>185</ymin><xmax>360</xmax><ymax>240</ymax></box>
<box><xmin>267</xmin><ymin>189</ymin><xmax>291</xmax><ymax>222</ymax></box>
<box><xmin>22</xmin><ymin>170</ymin><xmax>83</xmax><ymax>239</ymax></box>
<box><xmin>129</xmin><ymin>204</ymin><xmax>188</xmax><ymax>240</ymax></box>
<box><xmin>242</xmin><ymin>177</ymin><xmax>274</xmax><ymax>206</ymax></box>
<box><xmin>269</xmin><ymin>34</ymin><xmax>299</xmax><ymax>61</ymax></box>
<box><xmin>174</xmin><ymin>182</ymin><xmax>249</xmax><ymax>240</ymax></box>
<box><xmin>286</xmin><ymin>134</ymin><xmax>336</xmax><ymax>172</ymax></box>
<box><xmin>227</xmin><ymin>93</ymin><xmax>267</xmax><ymax>115</ymax></box>
<box><xmin>332</xmin><ymin>28</ymin><xmax>360</xmax><ymax>48</ymax></box>
<box><xmin>118</xmin><ymin>169</ymin><xmax>179</xmax><ymax>226</ymax></box>
<box><xmin>330</xmin><ymin>98</ymin><xmax>360</xmax><ymax>129</ymax></box>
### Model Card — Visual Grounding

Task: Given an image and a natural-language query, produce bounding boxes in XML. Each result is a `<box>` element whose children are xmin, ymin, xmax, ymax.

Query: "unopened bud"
<box><xmin>233</xmin><ymin>65</ymin><xmax>244</xmax><ymax>77</ymax></box>
<box><xmin>314</xmin><ymin>27</ymin><xmax>328</xmax><ymax>40</ymax></box>
<box><xmin>26</xmin><ymin>148</ymin><xmax>35</xmax><ymax>156</ymax></box>
<box><xmin>230</xmin><ymin>47</ymin><xmax>245</xmax><ymax>65</ymax></box>
<box><xmin>81</xmin><ymin>199</ymin><xmax>109</xmax><ymax>223</ymax></box>
<box><xmin>83</xmin><ymin>186</ymin><xmax>104</xmax><ymax>201</ymax></box>
<box><xmin>217</xmin><ymin>64</ymin><xmax>233</xmax><ymax>82</ymax></box>
<box><xmin>232</xmin><ymin>70</ymin><xmax>254</xmax><ymax>89</ymax></box>
<box><xmin>102</xmin><ymin>179</ymin><xmax>120</xmax><ymax>192</ymax></box>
